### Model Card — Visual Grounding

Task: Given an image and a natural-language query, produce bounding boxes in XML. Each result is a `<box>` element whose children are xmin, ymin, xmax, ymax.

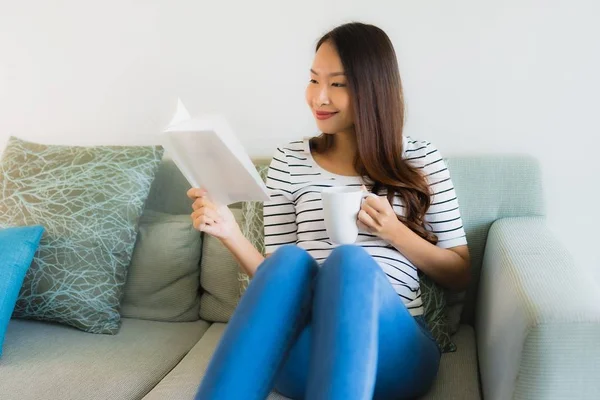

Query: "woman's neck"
<box><xmin>310</xmin><ymin>130</ymin><xmax>359</xmax><ymax>177</ymax></box>
<box><xmin>330</xmin><ymin>130</ymin><xmax>357</xmax><ymax>160</ymax></box>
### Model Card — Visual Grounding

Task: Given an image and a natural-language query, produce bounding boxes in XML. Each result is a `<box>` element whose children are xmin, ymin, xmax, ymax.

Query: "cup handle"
<box><xmin>361</xmin><ymin>192</ymin><xmax>378</xmax><ymax>200</ymax></box>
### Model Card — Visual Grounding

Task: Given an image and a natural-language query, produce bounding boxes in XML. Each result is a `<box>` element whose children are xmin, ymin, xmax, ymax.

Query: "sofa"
<box><xmin>1</xmin><ymin>155</ymin><xmax>599</xmax><ymax>400</ymax></box>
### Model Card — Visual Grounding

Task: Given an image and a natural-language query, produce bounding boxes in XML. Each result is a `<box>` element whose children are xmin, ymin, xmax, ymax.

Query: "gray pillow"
<box><xmin>120</xmin><ymin>211</ymin><xmax>202</xmax><ymax>322</ymax></box>
<box><xmin>199</xmin><ymin>208</ymin><xmax>244</xmax><ymax>322</ymax></box>
<box><xmin>0</xmin><ymin>136</ymin><xmax>163</xmax><ymax>334</ymax></box>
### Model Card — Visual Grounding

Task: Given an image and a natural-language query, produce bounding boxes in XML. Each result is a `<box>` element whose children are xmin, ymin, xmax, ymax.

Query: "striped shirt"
<box><xmin>263</xmin><ymin>136</ymin><xmax>467</xmax><ymax>316</ymax></box>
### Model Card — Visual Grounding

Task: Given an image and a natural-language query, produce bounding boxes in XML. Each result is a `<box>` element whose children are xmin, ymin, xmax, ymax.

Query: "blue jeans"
<box><xmin>195</xmin><ymin>245</ymin><xmax>440</xmax><ymax>400</ymax></box>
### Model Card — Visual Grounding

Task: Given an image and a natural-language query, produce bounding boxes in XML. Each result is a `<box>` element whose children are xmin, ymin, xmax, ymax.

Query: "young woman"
<box><xmin>188</xmin><ymin>22</ymin><xmax>470</xmax><ymax>400</ymax></box>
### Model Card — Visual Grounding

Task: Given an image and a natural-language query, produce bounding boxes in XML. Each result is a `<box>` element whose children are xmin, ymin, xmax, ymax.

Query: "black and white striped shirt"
<box><xmin>263</xmin><ymin>137</ymin><xmax>467</xmax><ymax>316</ymax></box>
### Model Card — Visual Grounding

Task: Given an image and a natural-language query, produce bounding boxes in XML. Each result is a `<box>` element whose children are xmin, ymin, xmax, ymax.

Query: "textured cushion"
<box><xmin>142</xmin><ymin>323</ymin><xmax>480</xmax><ymax>400</ymax></box>
<box><xmin>120</xmin><ymin>211</ymin><xmax>202</xmax><ymax>322</ymax></box>
<box><xmin>0</xmin><ymin>226</ymin><xmax>44</xmax><ymax>356</ymax></box>
<box><xmin>0</xmin><ymin>318</ymin><xmax>209</xmax><ymax>400</ymax></box>
<box><xmin>420</xmin><ymin>325</ymin><xmax>480</xmax><ymax>399</ymax></box>
<box><xmin>420</xmin><ymin>274</ymin><xmax>456</xmax><ymax>353</ymax></box>
<box><xmin>238</xmin><ymin>164</ymin><xmax>269</xmax><ymax>294</ymax></box>
<box><xmin>199</xmin><ymin>208</ymin><xmax>245</xmax><ymax>322</ymax></box>
<box><xmin>145</xmin><ymin>156</ymin><xmax>195</xmax><ymax>215</ymax></box>
<box><xmin>0</xmin><ymin>136</ymin><xmax>164</xmax><ymax>334</ymax></box>
<box><xmin>142</xmin><ymin>323</ymin><xmax>227</xmax><ymax>400</ymax></box>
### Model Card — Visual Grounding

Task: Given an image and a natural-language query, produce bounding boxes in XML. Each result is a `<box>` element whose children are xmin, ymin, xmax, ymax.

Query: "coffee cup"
<box><xmin>321</xmin><ymin>187</ymin><xmax>377</xmax><ymax>244</ymax></box>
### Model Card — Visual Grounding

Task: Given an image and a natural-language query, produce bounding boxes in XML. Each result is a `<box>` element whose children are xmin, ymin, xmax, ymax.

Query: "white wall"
<box><xmin>1</xmin><ymin>0</ymin><xmax>599</xmax><ymax>278</ymax></box>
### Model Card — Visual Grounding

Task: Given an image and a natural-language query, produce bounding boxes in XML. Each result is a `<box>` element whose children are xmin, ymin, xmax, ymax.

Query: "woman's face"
<box><xmin>306</xmin><ymin>41</ymin><xmax>354</xmax><ymax>135</ymax></box>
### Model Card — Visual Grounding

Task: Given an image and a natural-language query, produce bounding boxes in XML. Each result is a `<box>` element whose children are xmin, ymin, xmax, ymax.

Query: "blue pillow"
<box><xmin>0</xmin><ymin>225</ymin><xmax>44</xmax><ymax>357</ymax></box>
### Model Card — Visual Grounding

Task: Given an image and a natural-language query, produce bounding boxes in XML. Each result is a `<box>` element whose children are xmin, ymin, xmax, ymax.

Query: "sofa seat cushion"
<box><xmin>143</xmin><ymin>323</ymin><xmax>480</xmax><ymax>400</ymax></box>
<box><xmin>419</xmin><ymin>324</ymin><xmax>481</xmax><ymax>399</ymax></box>
<box><xmin>0</xmin><ymin>318</ymin><xmax>209</xmax><ymax>400</ymax></box>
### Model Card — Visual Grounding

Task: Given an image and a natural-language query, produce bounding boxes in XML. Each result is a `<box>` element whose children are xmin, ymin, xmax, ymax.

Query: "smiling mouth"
<box><xmin>315</xmin><ymin>111</ymin><xmax>338</xmax><ymax>120</ymax></box>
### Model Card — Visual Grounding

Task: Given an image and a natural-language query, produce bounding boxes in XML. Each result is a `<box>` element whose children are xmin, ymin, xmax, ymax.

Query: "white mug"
<box><xmin>321</xmin><ymin>187</ymin><xmax>378</xmax><ymax>244</ymax></box>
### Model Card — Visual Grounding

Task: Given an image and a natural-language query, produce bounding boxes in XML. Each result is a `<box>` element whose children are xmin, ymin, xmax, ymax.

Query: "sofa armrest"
<box><xmin>476</xmin><ymin>217</ymin><xmax>600</xmax><ymax>400</ymax></box>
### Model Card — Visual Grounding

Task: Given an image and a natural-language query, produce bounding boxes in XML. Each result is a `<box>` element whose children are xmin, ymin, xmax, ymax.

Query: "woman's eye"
<box><xmin>332</xmin><ymin>82</ymin><xmax>346</xmax><ymax>88</ymax></box>
<box><xmin>309</xmin><ymin>79</ymin><xmax>318</xmax><ymax>84</ymax></box>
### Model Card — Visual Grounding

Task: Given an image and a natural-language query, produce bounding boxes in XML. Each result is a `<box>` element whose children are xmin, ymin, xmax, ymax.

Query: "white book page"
<box><xmin>161</xmin><ymin>99</ymin><xmax>271</xmax><ymax>206</ymax></box>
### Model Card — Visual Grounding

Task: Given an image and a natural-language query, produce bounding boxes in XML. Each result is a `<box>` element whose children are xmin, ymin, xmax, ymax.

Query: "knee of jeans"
<box><xmin>263</xmin><ymin>245</ymin><xmax>317</xmax><ymax>278</ymax></box>
<box><xmin>330</xmin><ymin>244</ymin><xmax>370</xmax><ymax>263</ymax></box>
<box><xmin>272</xmin><ymin>244</ymin><xmax>308</xmax><ymax>260</ymax></box>
<box><xmin>323</xmin><ymin>245</ymin><xmax>378</xmax><ymax>277</ymax></box>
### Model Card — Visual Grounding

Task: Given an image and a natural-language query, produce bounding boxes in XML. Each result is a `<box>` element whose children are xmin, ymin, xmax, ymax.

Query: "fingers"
<box><xmin>192</xmin><ymin>213</ymin><xmax>215</xmax><ymax>231</ymax></box>
<box><xmin>192</xmin><ymin>215</ymin><xmax>210</xmax><ymax>231</ymax></box>
<box><xmin>191</xmin><ymin>207</ymin><xmax>222</xmax><ymax>231</ymax></box>
<box><xmin>356</xmin><ymin>218</ymin><xmax>371</xmax><ymax>232</ymax></box>
<box><xmin>359</xmin><ymin>188</ymin><xmax>381</xmax><ymax>228</ymax></box>
<box><xmin>361</xmin><ymin>201</ymin><xmax>379</xmax><ymax>222</ymax></box>
<box><xmin>187</xmin><ymin>187</ymin><xmax>219</xmax><ymax>214</ymax></box>
<box><xmin>192</xmin><ymin>207</ymin><xmax>221</xmax><ymax>223</ymax></box>
<box><xmin>186</xmin><ymin>187</ymin><xmax>208</xmax><ymax>200</ymax></box>
<box><xmin>203</xmin><ymin>207</ymin><xmax>222</xmax><ymax>221</ymax></box>
<box><xmin>363</xmin><ymin>194</ymin><xmax>387</xmax><ymax>213</ymax></box>
<box><xmin>192</xmin><ymin>196</ymin><xmax>218</xmax><ymax>211</ymax></box>
<box><xmin>358</xmin><ymin>209</ymin><xmax>378</xmax><ymax>230</ymax></box>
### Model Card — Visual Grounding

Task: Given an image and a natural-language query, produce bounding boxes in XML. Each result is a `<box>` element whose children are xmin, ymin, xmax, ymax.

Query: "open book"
<box><xmin>161</xmin><ymin>99</ymin><xmax>271</xmax><ymax>206</ymax></box>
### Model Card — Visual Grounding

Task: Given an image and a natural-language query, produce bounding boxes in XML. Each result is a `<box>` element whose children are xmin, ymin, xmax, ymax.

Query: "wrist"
<box><xmin>221</xmin><ymin>226</ymin><xmax>244</xmax><ymax>249</ymax></box>
<box><xmin>383</xmin><ymin>219</ymin><xmax>408</xmax><ymax>245</ymax></box>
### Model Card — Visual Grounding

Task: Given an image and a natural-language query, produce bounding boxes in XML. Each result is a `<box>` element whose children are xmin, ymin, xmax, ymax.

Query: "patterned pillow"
<box><xmin>0</xmin><ymin>137</ymin><xmax>163</xmax><ymax>334</ymax></box>
<box><xmin>238</xmin><ymin>164</ymin><xmax>456</xmax><ymax>352</ymax></box>
<box><xmin>238</xmin><ymin>165</ymin><xmax>269</xmax><ymax>294</ymax></box>
<box><xmin>419</xmin><ymin>274</ymin><xmax>456</xmax><ymax>352</ymax></box>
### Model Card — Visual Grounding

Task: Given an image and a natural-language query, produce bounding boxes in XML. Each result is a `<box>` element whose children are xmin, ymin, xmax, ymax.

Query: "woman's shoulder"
<box><xmin>403</xmin><ymin>136</ymin><xmax>448</xmax><ymax>182</ymax></box>
<box><xmin>271</xmin><ymin>138</ymin><xmax>309</xmax><ymax>158</ymax></box>
<box><xmin>278</xmin><ymin>138</ymin><xmax>309</xmax><ymax>152</ymax></box>
<box><xmin>402</xmin><ymin>136</ymin><xmax>440</xmax><ymax>161</ymax></box>
<box><xmin>268</xmin><ymin>138</ymin><xmax>312</xmax><ymax>174</ymax></box>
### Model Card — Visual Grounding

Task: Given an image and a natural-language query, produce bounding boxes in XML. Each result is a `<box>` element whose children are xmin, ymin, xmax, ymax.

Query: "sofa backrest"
<box><xmin>444</xmin><ymin>156</ymin><xmax>544</xmax><ymax>324</ymax></box>
<box><xmin>144</xmin><ymin>155</ymin><xmax>545</xmax><ymax>325</ymax></box>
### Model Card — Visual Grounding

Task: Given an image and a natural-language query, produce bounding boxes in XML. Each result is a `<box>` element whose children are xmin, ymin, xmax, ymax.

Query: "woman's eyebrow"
<box><xmin>310</xmin><ymin>69</ymin><xmax>345</xmax><ymax>77</ymax></box>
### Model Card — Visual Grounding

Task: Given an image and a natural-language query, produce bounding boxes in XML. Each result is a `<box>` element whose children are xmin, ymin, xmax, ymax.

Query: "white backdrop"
<box><xmin>1</xmin><ymin>0</ymin><xmax>598</xmax><ymax>279</ymax></box>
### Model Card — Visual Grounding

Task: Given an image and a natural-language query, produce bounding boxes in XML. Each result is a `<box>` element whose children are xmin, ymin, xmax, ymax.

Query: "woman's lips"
<box><xmin>316</xmin><ymin>111</ymin><xmax>338</xmax><ymax>120</ymax></box>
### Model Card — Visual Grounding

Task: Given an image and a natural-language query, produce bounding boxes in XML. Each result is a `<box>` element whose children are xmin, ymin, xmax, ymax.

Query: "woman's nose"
<box><xmin>317</xmin><ymin>85</ymin><xmax>331</xmax><ymax>106</ymax></box>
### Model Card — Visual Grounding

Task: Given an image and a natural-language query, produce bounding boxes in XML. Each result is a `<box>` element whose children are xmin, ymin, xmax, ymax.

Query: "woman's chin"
<box><xmin>315</xmin><ymin>121</ymin><xmax>339</xmax><ymax>134</ymax></box>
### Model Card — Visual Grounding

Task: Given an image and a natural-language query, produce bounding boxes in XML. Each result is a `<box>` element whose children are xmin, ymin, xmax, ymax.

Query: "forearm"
<box><xmin>221</xmin><ymin>229</ymin><xmax>265</xmax><ymax>278</ymax></box>
<box><xmin>386</xmin><ymin>222</ymin><xmax>469</xmax><ymax>290</ymax></box>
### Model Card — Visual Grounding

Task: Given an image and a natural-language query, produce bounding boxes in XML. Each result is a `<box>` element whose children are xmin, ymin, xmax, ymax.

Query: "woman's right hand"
<box><xmin>187</xmin><ymin>188</ymin><xmax>241</xmax><ymax>242</ymax></box>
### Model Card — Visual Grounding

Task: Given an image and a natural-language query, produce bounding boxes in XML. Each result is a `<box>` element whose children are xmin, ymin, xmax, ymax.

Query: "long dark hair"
<box><xmin>310</xmin><ymin>22</ymin><xmax>437</xmax><ymax>244</ymax></box>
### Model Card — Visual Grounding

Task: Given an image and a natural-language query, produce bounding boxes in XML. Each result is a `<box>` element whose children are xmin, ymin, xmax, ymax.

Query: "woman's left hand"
<box><xmin>357</xmin><ymin>187</ymin><xmax>403</xmax><ymax>242</ymax></box>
